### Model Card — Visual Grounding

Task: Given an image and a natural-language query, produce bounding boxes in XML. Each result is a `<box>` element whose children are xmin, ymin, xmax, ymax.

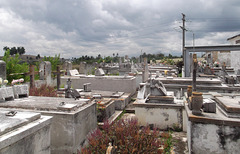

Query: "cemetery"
<box><xmin>1</xmin><ymin>45</ymin><xmax>240</xmax><ymax>154</ymax></box>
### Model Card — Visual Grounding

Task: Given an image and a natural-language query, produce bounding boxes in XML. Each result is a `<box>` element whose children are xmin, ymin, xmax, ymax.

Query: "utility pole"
<box><xmin>180</xmin><ymin>13</ymin><xmax>186</xmax><ymax>65</ymax></box>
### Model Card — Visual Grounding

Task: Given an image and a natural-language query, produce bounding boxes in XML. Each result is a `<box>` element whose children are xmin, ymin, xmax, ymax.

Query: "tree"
<box><xmin>3</xmin><ymin>46</ymin><xmax>9</xmax><ymax>51</ymax></box>
<box><xmin>43</xmin><ymin>54</ymin><xmax>61</xmax><ymax>71</ymax></box>
<box><xmin>36</xmin><ymin>54</ymin><xmax>41</xmax><ymax>59</ymax></box>
<box><xmin>18</xmin><ymin>47</ymin><xmax>25</xmax><ymax>55</ymax></box>
<box><xmin>10</xmin><ymin>47</ymin><xmax>17</xmax><ymax>55</ymax></box>
<box><xmin>2</xmin><ymin>50</ymin><xmax>29</xmax><ymax>82</ymax></box>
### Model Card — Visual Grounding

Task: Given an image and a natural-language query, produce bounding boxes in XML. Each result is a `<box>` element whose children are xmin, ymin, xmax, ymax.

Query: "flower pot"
<box><xmin>191</xmin><ymin>92</ymin><xmax>203</xmax><ymax>115</ymax></box>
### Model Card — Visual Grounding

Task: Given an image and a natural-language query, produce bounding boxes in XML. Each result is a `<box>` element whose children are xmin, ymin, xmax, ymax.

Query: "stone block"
<box><xmin>83</xmin><ymin>83</ymin><xmax>91</xmax><ymax>92</ymax></box>
<box><xmin>0</xmin><ymin>87</ymin><xmax>14</xmax><ymax>101</ymax></box>
<box><xmin>203</xmin><ymin>98</ymin><xmax>216</xmax><ymax>113</ymax></box>
<box><xmin>12</xmin><ymin>84</ymin><xmax>29</xmax><ymax>98</ymax></box>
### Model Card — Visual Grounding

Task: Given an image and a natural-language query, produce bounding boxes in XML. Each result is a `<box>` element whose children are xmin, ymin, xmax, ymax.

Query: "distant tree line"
<box><xmin>71</xmin><ymin>52</ymin><xmax>181</xmax><ymax>64</ymax></box>
<box><xmin>72</xmin><ymin>53</ymin><xmax>120</xmax><ymax>64</ymax></box>
<box><xmin>3</xmin><ymin>46</ymin><xmax>26</xmax><ymax>55</ymax></box>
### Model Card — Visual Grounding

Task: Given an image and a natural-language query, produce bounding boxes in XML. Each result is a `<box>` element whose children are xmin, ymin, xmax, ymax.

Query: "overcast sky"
<box><xmin>0</xmin><ymin>0</ymin><xmax>240</xmax><ymax>58</ymax></box>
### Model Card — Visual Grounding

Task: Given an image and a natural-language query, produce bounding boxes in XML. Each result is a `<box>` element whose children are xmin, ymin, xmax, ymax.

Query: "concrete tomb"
<box><xmin>185</xmin><ymin>94</ymin><xmax>240</xmax><ymax>154</ymax></box>
<box><xmin>0</xmin><ymin>96</ymin><xmax>97</xmax><ymax>154</ymax></box>
<box><xmin>61</xmin><ymin>75</ymin><xmax>136</xmax><ymax>96</ymax></box>
<box><xmin>134</xmin><ymin>78</ymin><xmax>184</xmax><ymax>130</ymax></box>
<box><xmin>39</xmin><ymin>61</ymin><xmax>52</xmax><ymax>85</ymax></box>
<box><xmin>0</xmin><ymin>109</ymin><xmax>52</xmax><ymax>154</ymax></box>
<box><xmin>137</xmin><ymin>78</ymin><xmax>174</xmax><ymax>104</ymax></box>
<box><xmin>95</xmin><ymin>98</ymin><xmax>115</xmax><ymax>122</ymax></box>
<box><xmin>79</xmin><ymin>90</ymin><xmax>131</xmax><ymax>110</ymax></box>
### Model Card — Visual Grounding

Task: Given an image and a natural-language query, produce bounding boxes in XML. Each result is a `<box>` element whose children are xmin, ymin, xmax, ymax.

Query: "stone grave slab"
<box><xmin>215</xmin><ymin>96</ymin><xmax>240</xmax><ymax>118</ymax></box>
<box><xmin>80</xmin><ymin>90</ymin><xmax>131</xmax><ymax>110</ymax></box>
<box><xmin>0</xmin><ymin>96</ymin><xmax>97</xmax><ymax>154</ymax></box>
<box><xmin>69</xmin><ymin>69</ymin><xmax>80</xmax><ymax>76</ymax></box>
<box><xmin>0</xmin><ymin>109</ymin><xmax>52</xmax><ymax>154</ymax></box>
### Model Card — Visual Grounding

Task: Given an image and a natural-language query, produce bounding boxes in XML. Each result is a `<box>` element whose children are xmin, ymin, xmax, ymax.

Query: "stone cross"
<box><xmin>0</xmin><ymin>60</ymin><xmax>6</xmax><ymax>80</ymax></box>
<box><xmin>29</xmin><ymin>65</ymin><xmax>35</xmax><ymax>88</ymax></box>
<box><xmin>192</xmin><ymin>54</ymin><xmax>197</xmax><ymax>92</ymax></box>
<box><xmin>52</xmin><ymin>66</ymin><xmax>64</xmax><ymax>90</ymax></box>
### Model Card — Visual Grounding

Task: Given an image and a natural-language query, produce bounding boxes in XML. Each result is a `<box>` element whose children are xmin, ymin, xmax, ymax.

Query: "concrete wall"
<box><xmin>231</xmin><ymin>51</ymin><xmax>240</xmax><ymax>73</ymax></box>
<box><xmin>42</xmin><ymin>102</ymin><xmax>97</xmax><ymax>154</ymax></box>
<box><xmin>187</xmin><ymin>121</ymin><xmax>240</xmax><ymax>154</ymax></box>
<box><xmin>61</xmin><ymin>76</ymin><xmax>136</xmax><ymax>95</ymax></box>
<box><xmin>218</xmin><ymin>52</ymin><xmax>231</xmax><ymax>67</ymax></box>
<box><xmin>134</xmin><ymin>103</ymin><xmax>183</xmax><ymax>130</ymax></box>
<box><xmin>0</xmin><ymin>116</ymin><xmax>51</xmax><ymax>154</ymax></box>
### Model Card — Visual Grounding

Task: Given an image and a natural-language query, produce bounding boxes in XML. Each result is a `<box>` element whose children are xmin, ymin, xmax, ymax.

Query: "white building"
<box><xmin>227</xmin><ymin>34</ymin><xmax>240</xmax><ymax>73</ymax></box>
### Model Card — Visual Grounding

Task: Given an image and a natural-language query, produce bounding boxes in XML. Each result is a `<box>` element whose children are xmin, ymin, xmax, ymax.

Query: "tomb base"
<box><xmin>0</xmin><ymin>109</ymin><xmax>52</xmax><ymax>154</ymax></box>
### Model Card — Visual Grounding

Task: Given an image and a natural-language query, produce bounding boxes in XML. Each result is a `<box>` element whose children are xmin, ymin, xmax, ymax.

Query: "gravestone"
<box><xmin>0</xmin><ymin>60</ymin><xmax>6</xmax><ymax>80</ymax></box>
<box><xmin>203</xmin><ymin>65</ymin><xmax>213</xmax><ymax>75</ymax></box>
<box><xmin>69</xmin><ymin>69</ymin><xmax>80</xmax><ymax>76</ymax></box>
<box><xmin>95</xmin><ymin>68</ymin><xmax>105</xmax><ymax>76</ymax></box>
<box><xmin>79</xmin><ymin>62</ymin><xmax>87</xmax><ymax>74</ymax></box>
<box><xmin>142</xmin><ymin>58</ymin><xmax>149</xmax><ymax>82</ymax></box>
<box><xmin>63</xmin><ymin>61</ymin><xmax>72</xmax><ymax>75</ymax></box>
<box><xmin>39</xmin><ymin>61</ymin><xmax>52</xmax><ymax>85</ymax></box>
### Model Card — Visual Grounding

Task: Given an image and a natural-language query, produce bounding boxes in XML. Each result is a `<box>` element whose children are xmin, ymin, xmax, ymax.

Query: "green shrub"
<box><xmin>2</xmin><ymin>50</ymin><xmax>29</xmax><ymax>83</ymax></box>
